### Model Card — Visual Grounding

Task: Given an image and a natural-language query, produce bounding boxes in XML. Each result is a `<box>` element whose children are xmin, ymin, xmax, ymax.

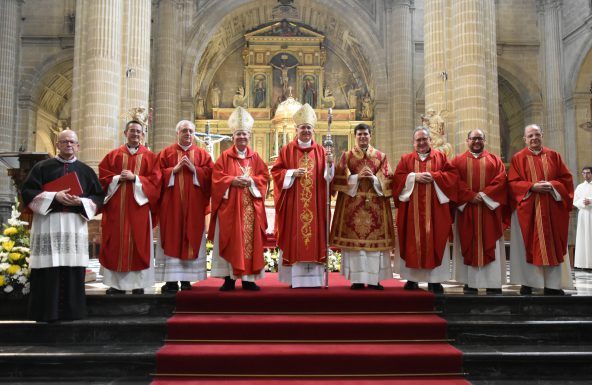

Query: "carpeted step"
<box><xmin>165</xmin><ymin>313</ymin><xmax>448</xmax><ymax>342</ymax></box>
<box><xmin>152</xmin><ymin>377</ymin><xmax>471</xmax><ymax>384</ymax></box>
<box><xmin>155</xmin><ymin>342</ymin><xmax>463</xmax><ymax>376</ymax></box>
<box><xmin>176</xmin><ymin>274</ymin><xmax>435</xmax><ymax>313</ymax></box>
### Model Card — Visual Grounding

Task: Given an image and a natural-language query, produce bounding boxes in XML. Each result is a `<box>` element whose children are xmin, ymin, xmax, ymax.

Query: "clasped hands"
<box><xmin>119</xmin><ymin>169</ymin><xmax>136</xmax><ymax>182</ymax></box>
<box><xmin>55</xmin><ymin>189</ymin><xmax>81</xmax><ymax>206</ymax></box>
<box><xmin>415</xmin><ymin>172</ymin><xmax>433</xmax><ymax>184</ymax></box>
<box><xmin>531</xmin><ymin>181</ymin><xmax>554</xmax><ymax>194</ymax></box>
<box><xmin>231</xmin><ymin>176</ymin><xmax>251</xmax><ymax>188</ymax></box>
<box><xmin>359</xmin><ymin>166</ymin><xmax>374</xmax><ymax>179</ymax></box>
<box><xmin>173</xmin><ymin>155</ymin><xmax>196</xmax><ymax>174</ymax></box>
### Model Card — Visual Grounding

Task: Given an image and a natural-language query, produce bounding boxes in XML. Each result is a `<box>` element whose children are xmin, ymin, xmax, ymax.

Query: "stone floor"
<box><xmin>85</xmin><ymin>258</ymin><xmax>592</xmax><ymax>296</ymax></box>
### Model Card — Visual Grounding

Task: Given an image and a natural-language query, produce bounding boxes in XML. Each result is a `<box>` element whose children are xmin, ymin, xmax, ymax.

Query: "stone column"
<box><xmin>120</xmin><ymin>0</ymin><xmax>151</xmax><ymax>126</ymax></box>
<box><xmin>424</xmin><ymin>0</ymin><xmax>448</xmax><ymax>122</ymax></box>
<box><xmin>152</xmin><ymin>0</ymin><xmax>183</xmax><ymax>151</ymax></box>
<box><xmin>537</xmin><ymin>0</ymin><xmax>565</xmax><ymax>155</ymax></box>
<box><xmin>385</xmin><ymin>0</ymin><xmax>414</xmax><ymax>161</ymax></box>
<box><xmin>0</xmin><ymin>0</ymin><xmax>22</xmax><ymax>220</ymax></box>
<box><xmin>451</xmin><ymin>0</ymin><xmax>498</xmax><ymax>154</ymax></box>
<box><xmin>483</xmin><ymin>0</ymin><xmax>500</xmax><ymax>153</ymax></box>
<box><xmin>72</xmin><ymin>0</ymin><xmax>123</xmax><ymax>168</ymax></box>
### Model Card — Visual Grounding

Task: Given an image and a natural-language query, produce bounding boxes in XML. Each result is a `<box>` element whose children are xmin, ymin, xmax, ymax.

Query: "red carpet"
<box><xmin>152</xmin><ymin>273</ymin><xmax>468</xmax><ymax>384</ymax></box>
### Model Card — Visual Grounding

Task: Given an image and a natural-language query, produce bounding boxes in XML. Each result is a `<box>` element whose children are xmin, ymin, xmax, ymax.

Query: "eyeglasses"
<box><xmin>58</xmin><ymin>140</ymin><xmax>78</xmax><ymax>145</ymax></box>
<box><xmin>468</xmin><ymin>137</ymin><xmax>485</xmax><ymax>142</ymax></box>
<box><xmin>583</xmin><ymin>171</ymin><xmax>592</xmax><ymax>174</ymax></box>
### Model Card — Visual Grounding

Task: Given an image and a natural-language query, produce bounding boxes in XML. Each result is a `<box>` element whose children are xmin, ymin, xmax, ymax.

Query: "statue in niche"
<box><xmin>253</xmin><ymin>76</ymin><xmax>266</xmax><ymax>108</ymax></box>
<box><xmin>196</xmin><ymin>95</ymin><xmax>205</xmax><ymax>118</ymax></box>
<box><xmin>423</xmin><ymin>108</ymin><xmax>452</xmax><ymax>157</ymax></box>
<box><xmin>232</xmin><ymin>86</ymin><xmax>248</xmax><ymax>108</ymax></box>
<box><xmin>270</xmin><ymin>60</ymin><xmax>298</xmax><ymax>98</ymax></box>
<box><xmin>210</xmin><ymin>83</ymin><xmax>221</xmax><ymax>109</ymax></box>
<box><xmin>347</xmin><ymin>82</ymin><xmax>361</xmax><ymax>110</ymax></box>
<box><xmin>302</xmin><ymin>75</ymin><xmax>317</xmax><ymax>107</ymax></box>
<box><xmin>322</xmin><ymin>86</ymin><xmax>335</xmax><ymax>108</ymax></box>
<box><xmin>361</xmin><ymin>92</ymin><xmax>374</xmax><ymax>120</ymax></box>
<box><xmin>320</xmin><ymin>46</ymin><xmax>327</xmax><ymax>67</ymax></box>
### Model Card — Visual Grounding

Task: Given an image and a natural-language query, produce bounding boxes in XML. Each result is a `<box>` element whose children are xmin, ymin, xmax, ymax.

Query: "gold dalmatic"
<box><xmin>298</xmin><ymin>152</ymin><xmax>314</xmax><ymax>246</ymax></box>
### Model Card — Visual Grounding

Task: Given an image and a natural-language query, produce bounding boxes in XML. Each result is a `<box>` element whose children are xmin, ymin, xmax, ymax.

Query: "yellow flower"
<box><xmin>2</xmin><ymin>240</ymin><xmax>15</xmax><ymax>252</ymax></box>
<box><xmin>8</xmin><ymin>252</ymin><xmax>22</xmax><ymax>262</ymax></box>
<box><xmin>6</xmin><ymin>265</ymin><xmax>20</xmax><ymax>275</ymax></box>
<box><xmin>0</xmin><ymin>275</ymin><xmax>4</xmax><ymax>286</ymax></box>
<box><xmin>3</xmin><ymin>227</ymin><xmax>18</xmax><ymax>236</ymax></box>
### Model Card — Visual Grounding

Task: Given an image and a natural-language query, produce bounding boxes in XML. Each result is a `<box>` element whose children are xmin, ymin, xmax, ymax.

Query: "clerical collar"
<box><xmin>126</xmin><ymin>144</ymin><xmax>140</xmax><ymax>154</ymax></box>
<box><xmin>470</xmin><ymin>151</ymin><xmax>483</xmax><ymax>158</ymax></box>
<box><xmin>417</xmin><ymin>150</ymin><xmax>430</xmax><ymax>161</ymax></box>
<box><xmin>178</xmin><ymin>143</ymin><xmax>192</xmax><ymax>151</ymax></box>
<box><xmin>528</xmin><ymin>147</ymin><xmax>542</xmax><ymax>155</ymax></box>
<box><xmin>360</xmin><ymin>146</ymin><xmax>369</xmax><ymax>153</ymax></box>
<box><xmin>55</xmin><ymin>155</ymin><xmax>77</xmax><ymax>164</ymax></box>
<box><xmin>298</xmin><ymin>139</ymin><xmax>312</xmax><ymax>148</ymax></box>
<box><xmin>236</xmin><ymin>148</ymin><xmax>247</xmax><ymax>159</ymax></box>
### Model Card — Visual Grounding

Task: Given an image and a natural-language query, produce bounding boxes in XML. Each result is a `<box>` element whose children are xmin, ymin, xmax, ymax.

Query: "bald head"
<box><xmin>56</xmin><ymin>129</ymin><xmax>80</xmax><ymax>160</ymax></box>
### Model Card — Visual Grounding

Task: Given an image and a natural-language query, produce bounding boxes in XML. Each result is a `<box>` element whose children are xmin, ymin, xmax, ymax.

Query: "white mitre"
<box><xmin>292</xmin><ymin>103</ymin><xmax>317</xmax><ymax>128</ymax></box>
<box><xmin>228</xmin><ymin>106</ymin><xmax>254</xmax><ymax>133</ymax></box>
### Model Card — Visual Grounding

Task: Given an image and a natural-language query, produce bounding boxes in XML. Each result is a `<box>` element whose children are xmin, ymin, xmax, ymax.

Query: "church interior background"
<box><xmin>1</xmin><ymin>0</ymin><xmax>592</xmax><ymax>229</ymax></box>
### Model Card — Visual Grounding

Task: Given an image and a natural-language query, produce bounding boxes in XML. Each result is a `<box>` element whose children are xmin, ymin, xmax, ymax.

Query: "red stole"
<box><xmin>98</xmin><ymin>145</ymin><xmax>161</xmax><ymax>272</ymax></box>
<box><xmin>271</xmin><ymin>139</ymin><xmax>328</xmax><ymax>266</ymax></box>
<box><xmin>451</xmin><ymin>150</ymin><xmax>506</xmax><ymax>267</ymax></box>
<box><xmin>158</xmin><ymin>143</ymin><xmax>213</xmax><ymax>260</ymax></box>
<box><xmin>508</xmin><ymin>147</ymin><xmax>573</xmax><ymax>266</ymax></box>
<box><xmin>208</xmin><ymin>146</ymin><xmax>269</xmax><ymax>276</ymax></box>
<box><xmin>393</xmin><ymin>150</ymin><xmax>458</xmax><ymax>269</ymax></box>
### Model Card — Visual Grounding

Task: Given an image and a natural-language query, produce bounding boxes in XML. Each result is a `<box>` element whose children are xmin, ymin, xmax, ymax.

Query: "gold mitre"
<box><xmin>127</xmin><ymin>106</ymin><xmax>149</xmax><ymax>127</ymax></box>
<box><xmin>292</xmin><ymin>103</ymin><xmax>317</xmax><ymax>128</ymax></box>
<box><xmin>228</xmin><ymin>106</ymin><xmax>254</xmax><ymax>133</ymax></box>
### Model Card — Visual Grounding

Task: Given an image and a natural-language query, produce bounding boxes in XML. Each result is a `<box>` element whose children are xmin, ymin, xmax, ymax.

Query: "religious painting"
<box><xmin>302</xmin><ymin>74</ymin><xmax>317</xmax><ymax>108</ymax></box>
<box><xmin>252</xmin><ymin>74</ymin><xmax>267</xmax><ymax>108</ymax></box>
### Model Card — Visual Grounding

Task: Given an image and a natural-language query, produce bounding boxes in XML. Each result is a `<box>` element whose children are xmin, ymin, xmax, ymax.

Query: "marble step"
<box><xmin>0</xmin><ymin>344</ymin><xmax>158</xmax><ymax>381</ymax></box>
<box><xmin>461</xmin><ymin>344</ymin><xmax>592</xmax><ymax>381</ymax></box>
<box><xmin>0</xmin><ymin>317</ymin><xmax>168</xmax><ymax>345</ymax></box>
<box><xmin>445</xmin><ymin>316</ymin><xmax>592</xmax><ymax>345</ymax></box>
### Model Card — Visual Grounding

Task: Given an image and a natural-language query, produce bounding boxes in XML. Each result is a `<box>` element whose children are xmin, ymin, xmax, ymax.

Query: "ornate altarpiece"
<box><xmin>196</xmin><ymin>20</ymin><xmax>368</xmax><ymax>163</ymax></box>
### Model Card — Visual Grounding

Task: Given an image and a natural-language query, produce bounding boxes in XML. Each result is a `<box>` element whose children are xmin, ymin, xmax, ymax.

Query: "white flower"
<box><xmin>0</xmin><ymin>236</ymin><xmax>9</xmax><ymax>243</ymax></box>
<box><xmin>0</xmin><ymin>263</ymin><xmax>9</xmax><ymax>271</ymax></box>
<box><xmin>3</xmin><ymin>285</ymin><xmax>13</xmax><ymax>293</ymax></box>
<box><xmin>22</xmin><ymin>286</ymin><xmax>30</xmax><ymax>295</ymax></box>
<box><xmin>18</xmin><ymin>276</ymin><xmax>27</xmax><ymax>284</ymax></box>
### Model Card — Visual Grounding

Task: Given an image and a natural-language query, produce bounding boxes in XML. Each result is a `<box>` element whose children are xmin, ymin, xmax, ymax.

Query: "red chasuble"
<box><xmin>393</xmin><ymin>150</ymin><xmax>458</xmax><ymax>269</ymax></box>
<box><xmin>451</xmin><ymin>150</ymin><xmax>507</xmax><ymax>267</ymax></box>
<box><xmin>508</xmin><ymin>147</ymin><xmax>573</xmax><ymax>266</ymax></box>
<box><xmin>98</xmin><ymin>145</ymin><xmax>161</xmax><ymax>272</ymax></box>
<box><xmin>158</xmin><ymin>143</ymin><xmax>213</xmax><ymax>260</ymax></box>
<box><xmin>208</xmin><ymin>146</ymin><xmax>269</xmax><ymax>277</ymax></box>
<box><xmin>330</xmin><ymin>146</ymin><xmax>395</xmax><ymax>251</ymax></box>
<box><xmin>271</xmin><ymin>139</ymin><xmax>328</xmax><ymax>266</ymax></box>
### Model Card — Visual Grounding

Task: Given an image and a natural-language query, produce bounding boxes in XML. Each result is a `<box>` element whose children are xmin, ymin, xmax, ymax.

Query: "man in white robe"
<box><xmin>574</xmin><ymin>166</ymin><xmax>592</xmax><ymax>269</ymax></box>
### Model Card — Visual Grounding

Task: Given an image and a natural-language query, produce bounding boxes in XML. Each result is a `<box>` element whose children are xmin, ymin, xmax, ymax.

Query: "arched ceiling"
<box><xmin>37</xmin><ymin>61</ymin><xmax>73</xmax><ymax>117</ymax></box>
<box><xmin>181</xmin><ymin>0</ymin><xmax>386</xmax><ymax>104</ymax></box>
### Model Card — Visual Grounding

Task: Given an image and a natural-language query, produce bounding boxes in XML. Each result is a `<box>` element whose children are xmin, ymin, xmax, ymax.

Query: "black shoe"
<box><xmin>520</xmin><ymin>285</ymin><xmax>532</xmax><ymax>295</ymax></box>
<box><xmin>242</xmin><ymin>281</ymin><xmax>261</xmax><ymax>291</ymax></box>
<box><xmin>463</xmin><ymin>284</ymin><xmax>478</xmax><ymax>294</ymax></box>
<box><xmin>428</xmin><ymin>283</ymin><xmax>444</xmax><ymax>294</ymax></box>
<box><xmin>350</xmin><ymin>283</ymin><xmax>365</xmax><ymax>290</ymax></box>
<box><xmin>486</xmin><ymin>288</ymin><xmax>502</xmax><ymax>295</ymax></box>
<box><xmin>131</xmin><ymin>288</ymin><xmax>144</xmax><ymax>295</ymax></box>
<box><xmin>404</xmin><ymin>281</ymin><xmax>419</xmax><ymax>290</ymax></box>
<box><xmin>519</xmin><ymin>285</ymin><xmax>532</xmax><ymax>295</ymax></box>
<box><xmin>106</xmin><ymin>287</ymin><xmax>126</xmax><ymax>295</ymax></box>
<box><xmin>543</xmin><ymin>287</ymin><xmax>565</xmax><ymax>296</ymax></box>
<box><xmin>219</xmin><ymin>276</ymin><xmax>236</xmax><ymax>291</ymax></box>
<box><xmin>368</xmin><ymin>283</ymin><xmax>384</xmax><ymax>291</ymax></box>
<box><xmin>180</xmin><ymin>281</ymin><xmax>192</xmax><ymax>291</ymax></box>
<box><xmin>160</xmin><ymin>281</ymin><xmax>179</xmax><ymax>294</ymax></box>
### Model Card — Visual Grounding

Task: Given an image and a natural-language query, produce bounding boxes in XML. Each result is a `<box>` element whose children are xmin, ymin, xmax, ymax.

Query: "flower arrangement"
<box><xmin>0</xmin><ymin>199</ymin><xmax>31</xmax><ymax>297</ymax></box>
